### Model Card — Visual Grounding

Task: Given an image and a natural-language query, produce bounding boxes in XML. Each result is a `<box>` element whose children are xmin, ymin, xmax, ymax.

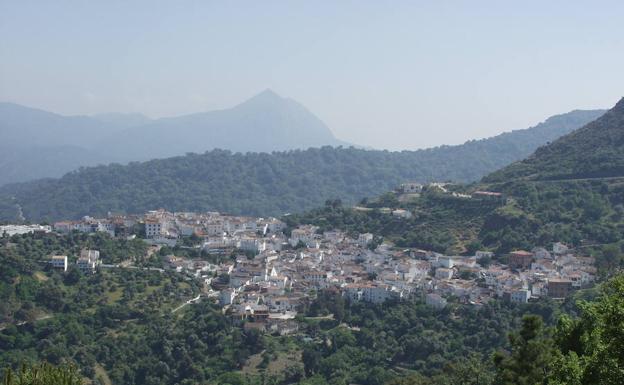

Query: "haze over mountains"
<box><xmin>0</xmin><ymin>90</ymin><xmax>347</xmax><ymax>185</ymax></box>
<box><xmin>0</xmin><ymin>89</ymin><xmax>607</xmax><ymax>187</ymax></box>
<box><xmin>101</xmin><ymin>89</ymin><xmax>349</xmax><ymax>161</ymax></box>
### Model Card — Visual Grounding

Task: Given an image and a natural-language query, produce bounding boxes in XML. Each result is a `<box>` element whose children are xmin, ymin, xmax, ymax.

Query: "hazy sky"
<box><xmin>1</xmin><ymin>1</ymin><xmax>623</xmax><ymax>150</ymax></box>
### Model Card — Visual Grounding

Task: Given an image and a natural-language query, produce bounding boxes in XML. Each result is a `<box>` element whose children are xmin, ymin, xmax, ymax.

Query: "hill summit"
<box><xmin>100</xmin><ymin>89</ymin><xmax>348</xmax><ymax>161</ymax></box>
<box><xmin>485</xmin><ymin>97</ymin><xmax>624</xmax><ymax>182</ymax></box>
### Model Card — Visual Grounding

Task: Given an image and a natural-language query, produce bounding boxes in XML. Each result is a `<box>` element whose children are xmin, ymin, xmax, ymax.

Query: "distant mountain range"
<box><xmin>0</xmin><ymin>90</ymin><xmax>347</xmax><ymax>185</ymax></box>
<box><xmin>0</xmin><ymin>90</ymin><xmax>606</xmax><ymax>187</ymax></box>
<box><xmin>0</xmin><ymin>105</ymin><xmax>607</xmax><ymax>222</ymax></box>
<box><xmin>100</xmin><ymin>89</ymin><xmax>350</xmax><ymax>161</ymax></box>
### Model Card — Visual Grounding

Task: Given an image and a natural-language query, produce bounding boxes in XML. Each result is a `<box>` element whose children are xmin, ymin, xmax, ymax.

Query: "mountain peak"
<box><xmin>612</xmin><ymin>96</ymin><xmax>624</xmax><ymax>112</ymax></box>
<box><xmin>241</xmin><ymin>89</ymin><xmax>284</xmax><ymax>106</ymax></box>
<box><xmin>257</xmin><ymin>88</ymin><xmax>280</xmax><ymax>98</ymax></box>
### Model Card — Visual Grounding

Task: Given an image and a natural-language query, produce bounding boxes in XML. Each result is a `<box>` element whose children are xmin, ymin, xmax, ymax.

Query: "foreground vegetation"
<box><xmin>387</xmin><ymin>277</ymin><xmax>624</xmax><ymax>385</ymax></box>
<box><xmin>1</xmin><ymin>230</ymin><xmax>623</xmax><ymax>384</ymax></box>
<box><xmin>3</xmin><ymin>273</ymin><xmax>623</xmax><ymax>384</ymax></box>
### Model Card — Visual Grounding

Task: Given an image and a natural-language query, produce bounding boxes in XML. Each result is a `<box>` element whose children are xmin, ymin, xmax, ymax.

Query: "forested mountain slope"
<box><xmin>286</xmin><ymin>98</ymin><xmax>624</xmax><ymax>258</ymax></box>
<box><xmin>0</xmin><ymin>109</ymin><xmax>605</xmax><ymax>222</ymax></box>
<box><xmin>485</xmin><ymin>97</ymin><xmax>624</xmax><ymax>182</ymax></box>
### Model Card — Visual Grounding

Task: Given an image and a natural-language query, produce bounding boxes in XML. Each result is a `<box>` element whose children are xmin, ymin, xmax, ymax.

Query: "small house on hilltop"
<box><xmin>398</xmin><ymin>182</ymin><xmax>423</xmax><ymax>194</ymax></box>
<box><xmin>471</xmin><ymin>191</ymin><xmax>505</xmax><ymax>201</ymax></box>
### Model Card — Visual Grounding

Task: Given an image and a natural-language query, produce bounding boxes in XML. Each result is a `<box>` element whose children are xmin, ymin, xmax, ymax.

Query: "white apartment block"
<box><xmin>399</xmin><ymin>182</ymin><xmax>423</xmax><ymax>194</ymax></box>
<box><xmin>50</xmin><ymin>255</ymin><xmax>68</xmax><ymax>272</ymax></box>
<box><xmin>77</xmin><ymin>249</ymin><xmax>100</xmax><ymax>274</ymax></box>
<box><xmin>239</xmin><ymin>238</ymin><xmax>266</xmax><ymax>253</ymax></box>
<box><xmin>289</xmin><ymin>227</ymin><xmax>318</xmax><ymax>248</ymax></box>
<box><xmin>357</xmin><ymin>233</ymin><xmax>374</xmax><ymax>248</ymax></box>
<box><xmin>145</xmin><ymin>220</ymin><xmax>165</xmax><ymax>238</ymax></box>
<box><xmin>510</xmin><ymin>289</ymin><xmax>531</xmax><ymax>303</ymax></box>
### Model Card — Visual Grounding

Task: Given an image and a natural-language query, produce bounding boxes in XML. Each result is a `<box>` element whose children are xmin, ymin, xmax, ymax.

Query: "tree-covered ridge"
<box><xmin>285</xmin><ymin>191</ymin><xmax>499</xmax><ymax>255</ymax></box>
<box><xmin>485</xmin><ymin>97</ymin><xmax>624</xmax><ymax>182</ymax></box>
<box><xmin>0</xmin><ymin>108</ymin><xmax>607</xmax><ymax>222</ymax></box>
<box><xmin>296</xmin><ymin>291</ymin><xmax>564</xmax><ymax>385</ymax></box>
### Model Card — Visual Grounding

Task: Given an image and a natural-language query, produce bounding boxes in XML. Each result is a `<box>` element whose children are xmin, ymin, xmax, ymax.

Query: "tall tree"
<box><xmin>493</xmin><ymin>315</ymin><xmax>555</xmax><ymax>385</ymax></box>
<box><xmin>551</xmin><ymin>274</ymin><xmax>624</xmax><ymax>385</ymax></box>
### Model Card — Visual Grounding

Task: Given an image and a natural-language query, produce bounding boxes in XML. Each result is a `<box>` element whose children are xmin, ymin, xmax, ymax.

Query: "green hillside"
<box><xmin>287</xmin><ymin>98</ymin><xmax>624</xmax><ymax>264</ymax></box>
<box><xmin>286</xmin><ymin>179</ymin><xmax>624</xmax><ymax>264</ymax></box>
<box><xmin>485</xmin><ymin>97</ymin><xmax>624</xmax><ymax>182</ymax></box>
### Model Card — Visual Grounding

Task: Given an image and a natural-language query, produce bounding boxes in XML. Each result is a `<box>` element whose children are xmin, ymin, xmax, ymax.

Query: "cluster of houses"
<box><xmin>393</xmin><ymin>181</ymin><xmax>505</xmax><ymax>206</ymax></box>
<box><xmin>0</xmin><ymin>224</ymin><xmax>51</xmax><ymax>237</ymax></box>
<box><xmin>43</xmin><ymin>208</ymin><xmax>598</xmax><ymax>333</ymax></box>
<box><xmin>49</xmin><ymin>249</ymin><xmax>100</xmax><ymax>274</ymax></box>
<box><xmin>153</xmin><ymin>219</ymin><xmax>596</xmax><ymax>333</ymax></box>
<box><xmin>428</xmin><ymin>244</ymin><xmax>597</xmax><ymax>307</ymax></box>
<box><xmin>53</xmin><ymin>209</ymin><xmax>285</xmax><ymax>249</ymax></box>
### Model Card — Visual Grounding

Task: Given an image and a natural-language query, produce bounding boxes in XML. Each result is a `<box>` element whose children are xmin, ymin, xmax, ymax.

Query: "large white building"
<box><xmin>289</xmin><ymin>226</ymin><xmax>319</xmax><ymax>248</ymax></box>
<box><xmin>344</xmin><ymin>284</ymin><xmax>402</xmax><ymax>304</ymax></box>
<box><xmin>206</xmin><ymin>222</ymin><xmax>225</xmax><ymax>236</ymax></box>
<box><xmin>357</xmin><ymin>233</ymin><xmax>374</xmax><ymax>248</ymax></box>
<box><xmin>398</xmin><ymin>182</ymin><xmax>423</xmax><ymax>194</ymax></box>
<box><xmin>0</xmin><ymin>224</ymin><xmax>51</xmax><ymax>236</ymax></box>
<box><xmin>145</xmin><ymin>222</ymin><xmax>160</xmax><ymax>236</ymax></box>
<box><xmin>77</xmin><ymin>249</ymin><xmax>100</xmax><ymax>274</ymax></box>
<box><xmin>145</xmin><ymin>220</ymin><xmax>165</xmax><ymax>238</ymax></box>
<box><xmin>239</xmin><ymin>238</ymin><xmax>266</xmax><ymax>253</ymax></box>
